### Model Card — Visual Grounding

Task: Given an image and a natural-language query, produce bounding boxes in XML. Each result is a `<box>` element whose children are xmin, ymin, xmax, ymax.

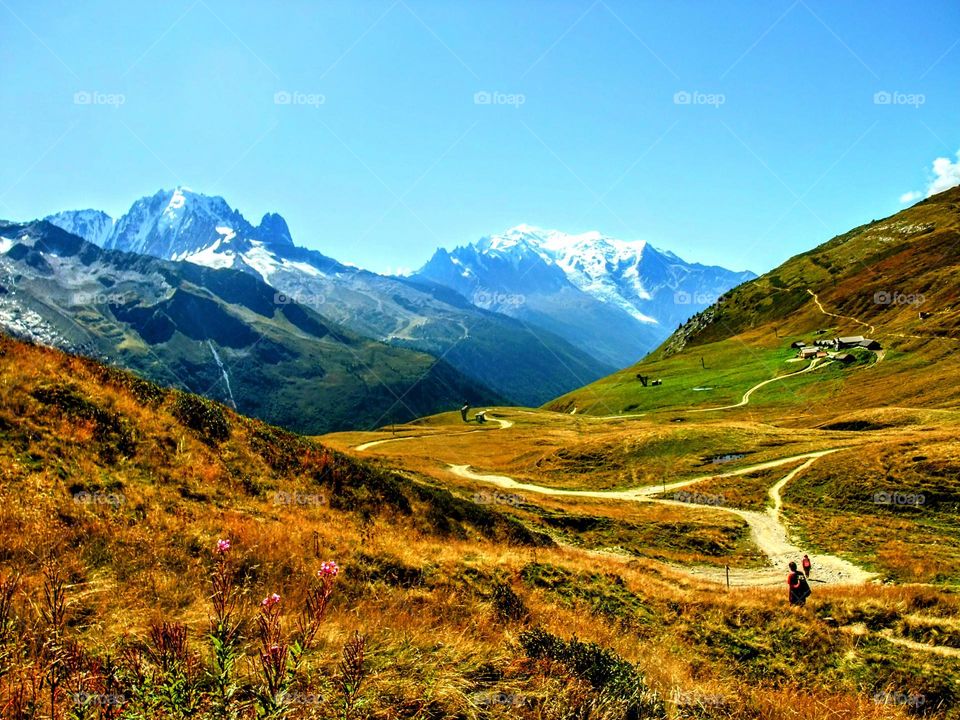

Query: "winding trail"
<box><xmin>807</xmin><ymin>289</ymin><xmax>876</xmax><ymax>334</ymax></box>
<box><xmin>686</xmin><ymin>288</ymin><xmax>894</xmax><ymax>415</ymax></box>
<box><xmin>355</xmin><ymin>414</ymin><xmax>512</xmax><ymax>452</ymax></box>
<box><xmin>843</xmin><ymin>624</ymin><xmax>960</xmax><ymax>658</ymax></box>
<box><xmin>687</xmin><ymin>358</ymin><xmax>829</xmax><ymax>413</ymax></box>
<box><xmin>450</xmin><ymin>449</ymin><xmax>875</xmax><ymax>586</ymax></box>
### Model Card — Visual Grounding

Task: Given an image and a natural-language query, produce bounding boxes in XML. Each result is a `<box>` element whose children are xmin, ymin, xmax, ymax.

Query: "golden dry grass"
<box><xmin>1</xmin><ymin>334</ymin><xmax>959</xmax><ymax>717</ymax></box>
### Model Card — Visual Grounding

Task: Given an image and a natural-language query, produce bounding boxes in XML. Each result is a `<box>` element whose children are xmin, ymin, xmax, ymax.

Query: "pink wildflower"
<box><xmin>216</xmin><ymin>538</ymin><xmax>231</xmax><ymax>554</ymax></box>
<box><xmin>261</xmin><ymin>593</ymin><xmax>281</xmax><ymax>608</ymax></box>
<box><xmin>318</xmin><ymin>561</ymin><xmax>339</xmax><ymax>578</ymax></box>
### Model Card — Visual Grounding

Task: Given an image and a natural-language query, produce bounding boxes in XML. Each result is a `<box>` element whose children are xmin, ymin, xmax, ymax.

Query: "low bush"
<box><xmin>171</xmin><ymin>392</ymin><xmax>231</xmax><ymax>445</ymax></box>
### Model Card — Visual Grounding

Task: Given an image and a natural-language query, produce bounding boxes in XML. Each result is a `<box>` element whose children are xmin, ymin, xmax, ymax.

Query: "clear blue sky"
<box><xmin>1</xmin><ymin>0</ymin><xmax>957</xmax><ymax>274</ymax></box>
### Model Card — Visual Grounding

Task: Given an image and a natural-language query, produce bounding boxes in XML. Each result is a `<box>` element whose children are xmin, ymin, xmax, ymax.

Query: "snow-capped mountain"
<box><xmin>412</xmin><ymin>225</ymin><xmax>756</xmax><ymax>368</ymax></box>
<box><xmin>0</xmin><ymin>219</ymin><xmax>500</xmax><ymax>433</ymax></box>
<box><xmin>44</xmin><ymin>209</ymin><xmax>114</xmax><ymax>248</ymax></box>
<box><xmin>45</xmin><ymin>190</ymin><xmax>612</xmax><ymax>405</ymax></box>
<box><xmin>48</xmin><ymin>188</ymin><xmax>321</xmax><ymax>277</ymax></box>
<box><xmin>45</xmin><ymin>189</ymin><xmax>753</xmax><ymax>382</ymax></box>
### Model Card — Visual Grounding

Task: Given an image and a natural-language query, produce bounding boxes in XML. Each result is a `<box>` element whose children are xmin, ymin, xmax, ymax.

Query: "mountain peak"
<box><xmin>44</xmin><ymin>209</ymin><xmax>115</xmax><ymax>247</ymax></box>
<box><xmin>414</xmin><ymin>224</ymin><xmax>755</xmax><ymax>368</ymax></box>
<box><xmin>495</xmin><ymin>224</ymin><xmax>649</xmax><ymax>257</ymax></box>
<box><xmin>257</xmin><ymin>212</ymin><xmax>294</xmax><ymax>247</ymax></box>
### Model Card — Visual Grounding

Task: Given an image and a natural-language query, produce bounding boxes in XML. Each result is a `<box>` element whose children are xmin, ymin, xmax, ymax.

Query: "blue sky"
<box><xmin>1</xmin><ymin>0</ymin><xmax>957</xmax><ymax>275</ymax></box>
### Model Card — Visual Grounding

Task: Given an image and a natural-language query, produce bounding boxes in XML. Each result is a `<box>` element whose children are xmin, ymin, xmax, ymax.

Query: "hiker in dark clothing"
<box><xmin>460</xmin><ymin>403</ymin><xmax>470</xmax><ymax>422</ymax></box>
<box><xmin>802</xmin><ymin>554</ymin><xmax>812</xmax><ymax>578</ymax></box>
<box><xmin>787</xmin><ymin>561</ymin><xmax>811</xmax><ymax>606</ymax></box>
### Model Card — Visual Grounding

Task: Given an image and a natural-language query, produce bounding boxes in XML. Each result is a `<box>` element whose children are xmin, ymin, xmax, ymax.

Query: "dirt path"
<box><xmin>807</xmin><ymin>289</ymin><xmax>876</xmax><ymax>334</ymax></box>
<box><xmin>355</xmin><ymin>414</ymin><xmax>512</xmax><ymax>451</ymax></box>
<box><xmin>687</xmin><ymin>358</ymin><xmax>829</xmax><ymax>413</ymax></box>
<box><xmin>685</xmin><ymin>290</ymin><xmax>888</xmax><ymax>417</ymax></box>
<box><xmin>450</xmin><ymin>449</ymin><xmax>875</xmax><ymax>587</ymax></box>
<box><xmin>450</xmin><ymin>450</ymin><xmax>836</xmax><ymax>501</ymax></box>
<box><xmin>808</xmin><ymin>288</ymin><xmax>960</xmax><ymax>347</ymax></box>
<box><xmin>878</xmin><ymin>631</ymin><xmax>960</xmax><ymax>658</ymax></box>
<box><xmin>841</xmin><ymin>624</ymin><xmax>960</xmax><ymax>659</ymax></box>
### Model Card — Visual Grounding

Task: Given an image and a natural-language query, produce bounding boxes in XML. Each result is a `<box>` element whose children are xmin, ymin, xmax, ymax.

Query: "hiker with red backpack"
<box><xmin>787</xmin><ymin>561</ymin><xmax>811</xmax><ymax>606</ymax></box>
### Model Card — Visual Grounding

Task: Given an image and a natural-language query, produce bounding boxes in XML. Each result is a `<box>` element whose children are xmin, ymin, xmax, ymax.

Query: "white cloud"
<box><xmin>927</xmin><ymin>149</ymin><xmax>960</xmax><ymax>197</ymax></box>
<box><xmin>898</xmin><ymin>149</ymin><xmax>960</xmax><ymax>204</ymax></box>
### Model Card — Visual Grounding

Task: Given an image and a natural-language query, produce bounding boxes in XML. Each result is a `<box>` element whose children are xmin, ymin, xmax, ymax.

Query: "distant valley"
<box><xmin>34</xmin><ymin>188</ymin><xmax>752</xmax><ymax>421</ymax></box>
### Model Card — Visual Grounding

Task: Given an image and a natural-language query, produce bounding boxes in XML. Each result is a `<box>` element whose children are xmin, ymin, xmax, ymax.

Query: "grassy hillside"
<box><xmin>549</xmin><ymin>187</ymin><xmax>960</xmax><ymax>421</ymax></box>
<box><xmin>3</xmin><ymin>335</ymin><xmax>960</xmax><ymax>718</ymax></box>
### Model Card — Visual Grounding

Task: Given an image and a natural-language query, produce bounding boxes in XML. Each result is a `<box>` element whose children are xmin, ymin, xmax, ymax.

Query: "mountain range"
<box><xmin>46</xmin><ymin>188</ymin><xmax>752</xmax><ymax>403</ymax></box>
<box><xmin>46</xmin><ymin>189</ymin><xmax>619</xmax><ymax>406</ymax></box>
<box><xmin>0</xmin><ymin>219</ymin><xmax>500</xmax><ymax>433</ymax></box>
<box><xmin>412</xmin><ymin>224</ymin><xmax>755</xmax><ymax>368</ymax></box>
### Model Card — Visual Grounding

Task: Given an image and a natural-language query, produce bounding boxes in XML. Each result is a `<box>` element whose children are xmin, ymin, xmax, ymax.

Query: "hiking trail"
<box><xmin>355</xmin><ymin>413</ymin><xmax>512</xmax><ymax>452</ymax></box>
<box><xmin>687</xmin><ymin>357</ymin><xmax>829</xmax><ymax>413</ymax></box>
<box><xmin>449</xmin><ymin>449</ymin><xmax>875</xmax><ymax>587</ymax></box>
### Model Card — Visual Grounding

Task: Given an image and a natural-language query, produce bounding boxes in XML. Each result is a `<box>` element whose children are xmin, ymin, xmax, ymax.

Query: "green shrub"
<box><xmin>519</xmin><ymin>628</ymin><xmax>666</xmax><ymax>718</ymax></box>
<box><xmin>93</xmin><ymin>364</ymin><xmax>167</xmax><ymax>406</ymax></box>
<box><xmin>171</xmin><ymin>392</ymin><xmax>230</xmax><ymax>445</ymax></box>
<box><xmin>31</xmin><ymin>383</ymin><xmax>137</xmax><ymax>458</ymax></box>
<box><xmin>491</xmin><ymin>582</ymin><xmax>528</xmax><ymax>623</ymax></box>
<box><xmin>521</xmin><ymin>563</ymin><xmax>655</xmax><ymax>626</ymax></box>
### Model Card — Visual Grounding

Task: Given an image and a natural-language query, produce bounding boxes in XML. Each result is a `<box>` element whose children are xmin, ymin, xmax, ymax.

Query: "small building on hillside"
<box><xmin>832</xmin><ymin>352</ymin><xmax>856</xmax><ymax>363</ymax></box>
<box><xmin>799</xmin><ymin>347</ymin><xmax>820</xmax><ymax>359</ymax></box>
<box><xmin>859</xmin><ymin>339</ymin><xmax>882</xmax><ymax>350</ymax></box>
<box><xmin>790</xmin><ymin>340</ymin><xmax>806</xmax><ymax>349</ymax></box>
<box><xmin>835</xmin><ymin>335</ymin><xmax>865</xmax><ymax>349</ymax></box>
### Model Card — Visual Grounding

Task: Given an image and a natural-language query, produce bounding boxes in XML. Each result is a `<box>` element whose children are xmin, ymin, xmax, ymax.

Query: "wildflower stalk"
<box><xmin>208</xmin><ymin>539</ymin><xmax>242</xmax><ymax>720</ymax></box>
<box><xmin>0</xmin><ymin>574</ymin><xmax>19</xmax><ymax>684</ymax></box>
<box><xmin>297</xmin><ymin>562</ymin><xmax>339</xmax><ymax>651</ymax></box>
<box><xmin>253</xmin><ymin>594</ymin><xmax>290</xmax><ymax>719</ymax></box>
<box><xmin>146</xmin><ymin>621</ymin><xmax>200</xmax><ymax>719</ymax></box>
<box><xmin>39</xmin><ymin>566</ymin><xmax>67</xmax><ymax>720</ymax></box>
<box><xmin>336</xmin><ymin>631</ymin><xmax>366</xmax><ymax>720</ymax></box>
